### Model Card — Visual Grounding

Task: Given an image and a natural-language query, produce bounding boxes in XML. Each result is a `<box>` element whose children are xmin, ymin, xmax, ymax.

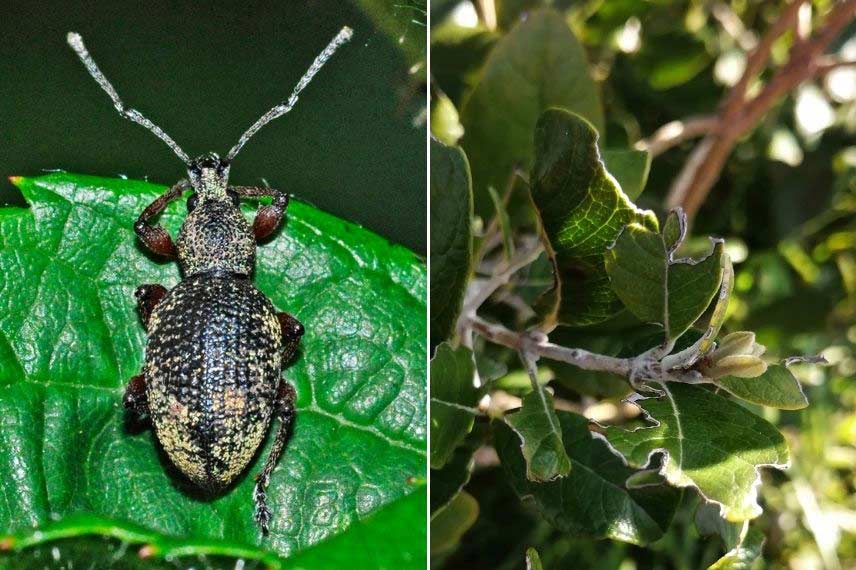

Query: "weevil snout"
<box><xmin>188</xmin><ymin>152</ymin><xmax>231</xmax><ymax>199</ymax></box>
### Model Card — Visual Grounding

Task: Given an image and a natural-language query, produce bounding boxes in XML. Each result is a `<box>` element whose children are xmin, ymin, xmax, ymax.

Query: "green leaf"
<box><xmin>525</xmin><ymin>546</ymin><xmax>544</xmax><ymax>570</ymax></box>
<box><xmin>604</xmin><ymin>221</ymin><xmax>726</xmax><ymax>341</ymax></box>
<box><xmin>496</xmin><ymin>412</ymin><xmax>680</xmax><ymax>545</ymax></box>
<box><xmin>487</xmin><ymin>186</ymin><xmax>515</xmax><ymax>260</ymax></box>
<box><xmin>430</xmin><ymin>139</ymin><xmax>473</xmax><ymax>348</ymax></box>
<box><xmin>716</xmin><ymin>364</ymin><xmax>809</xmax><ymax>410</ymax></box>
<box><xmin>709</xmin><ymin>527</ymin><xmax>764</xmax><ymax>570</ymax></box>
<box><xmin>602</xmin><ymin>149</ymin><xmax>651</xmax><ymax>201</ymax></box>
<box><xmin>504</xmin><ymin>388</ymin><xmax>571</xmax><ymax>481</ymax></box>
<box><xmin>461</xmin><ymin>8</ymin><xmax>604</xmax><ymax>218</ymax></box>
<box><xmin>430</xmin><ymin>491</ymin><xmax>479</xmax><ymax>556</ymax></box>
<box><xmin>430</xmin><ymin>443</ymin><xmax>476</xmax><ymax>516</ymax></box>
<box><xmin>602</xmin><ymin>383</ymin><xmax>789</xmax><ymax>522</ymax></box>
<box><xmin>695</xmin><ymin>503</ymin><xmax>765</xmax><ymax>570</ymax></box>
<box><xmin>0</xmin><ymin>174</ymin><xmax>426</xmax><ymax>564</ymax></box>
<box><xmin>284</xmin><ymin>486</ymin><xmax>427</xmax><ymax>570</ymax></box>
<box><xmin>430</xmin><ymin>343</ymin><xmax>479</xmax><ymax>469</ymax></box>
<box><xmin>0</xmin><ymin>513</ymin><xmax>282</xmax><ymax>568</ymax></box>
<box><xmin>530</xmin><ymin>109</ymin><xmax>658</xmax><ymax>328</ymax></box>
<box><xmin>3</xmin><ymin>489</ymin><xmax>427</xmax><ymax>570</ymax></box>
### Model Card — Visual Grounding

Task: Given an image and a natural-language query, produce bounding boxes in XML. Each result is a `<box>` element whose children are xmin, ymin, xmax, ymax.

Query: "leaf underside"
<box><xmin>0</xmin><ymin>174</ymin><xmax>427</xmax><ymax>565</ymax></box>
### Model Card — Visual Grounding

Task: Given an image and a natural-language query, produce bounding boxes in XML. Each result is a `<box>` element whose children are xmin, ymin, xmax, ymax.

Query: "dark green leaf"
<box><xmin>430</xmin><ymin>443</ymin><xmax>476</xmax><ymax>516</ymax></box>
<box><xmin>603</xmin><ymin>383</ymin><xmax>789</xmax><ymax>521</ymax></box>
<box><xmin>604</xmin><ymin>222</ymin><xmax>726</xmax><ymax>341</ymax></box>
<box><xmin>504</xmin><ymin>388</ymin><xmax>571</xmax><ymax>481</ymax></box>
<box><xmin>496</xmin><ymin>412</ymin><xmax>680</xmax><ymax>545</ymax></box>
<box><xmin>430</xmin><ymin>139</ymin><xmax>473</xmax><ymax>348</ymax></box>
<box><xmin>487</xmin><ymin>186</ymin><xmax>514</xmax><ymax>260</ymax></box>
<box><xmin>430</xmin><ymin>343</ymin><xmax>479</xmax><ymax>469</ymax></box>
<box><xmin>461</xmin><ymin>9</ymin><xmax>604</xmax><ymax>218</ymax></box>
<box><xmin>431</xmin><ymin>23</ymin><xmax>499</xmax><ymax>105</ymax></box>
<box><xmin>716</xmin><ymin>364</ymin><xmax>808</xmax><ymax>410</ymax></box>
<box><xmin>0</xmin><ymin>174</ymin><xmax>426</xmax><ymax>565</ymax></box>
<box><xmin>530</xmin><ymin>109</ymin><xmax>657</xmax><ymax>328</ymax></box>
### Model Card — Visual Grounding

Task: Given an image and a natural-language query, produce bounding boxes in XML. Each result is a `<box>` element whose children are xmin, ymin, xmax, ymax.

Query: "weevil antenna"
<box><xmin>67</xmin><ymin>32</ymin><xmax>192</xmax><ymax>165</ymax></box>
<box><xmin>225</xmin><ymin>26</ymin><xmax>353</xmax><ymax>162</ymax></box>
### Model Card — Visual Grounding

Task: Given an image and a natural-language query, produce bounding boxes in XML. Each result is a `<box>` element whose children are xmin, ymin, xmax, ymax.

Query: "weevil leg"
<box><xmin>134</xmin><ymin>179</ymin><xmax>191</xmax><ymax>258</ymax></box>
<box><xmin>277</xmin><ymin>312</ymin><xmax>305</xmax><ymax>363</ymax></box>
<box><xmin>135</xmin><ymin>284</ymin><xmax>167</xmax><ymax>331</ymax></box>
<box><xmin>253</xmin><ymin>381</ymin><xmax>297</xmax><ymax>535</ymax></box>
<box><xmin>229</xmin><ymin>186</ymin><xmax>289</xmax><ymax>240</ymax></box>
<box><xmin>123</xmin><ymin>374</ymin><xmax>149</xmax><ymax>417</ymax></box>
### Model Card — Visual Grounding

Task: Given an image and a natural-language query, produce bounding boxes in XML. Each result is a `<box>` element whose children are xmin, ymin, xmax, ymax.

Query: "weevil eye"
<box><xmin>187</xmin><ymin>193</ymin><xmax>199</xmax><ymax>212</ymax></box>
<box><xmin>189</xmin><ymin>164</ymin><xmax>202</xmax><ymax>176</ymax></box>
<box><xmin>217</xmin><ymin>159</ymin><xmax>230</xmax><ymax>175</ymax></box>
<box><xmin>226</xmin><ymin>189</ymin><xmax>240</xmax><ymax>208</ymax></box>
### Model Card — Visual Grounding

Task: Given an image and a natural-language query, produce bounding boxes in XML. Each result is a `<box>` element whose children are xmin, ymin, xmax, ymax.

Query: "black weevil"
<box><xmin>67</xmin><ymin>27</ymin><xmax>353</xmax><ymax>534</ymax></box>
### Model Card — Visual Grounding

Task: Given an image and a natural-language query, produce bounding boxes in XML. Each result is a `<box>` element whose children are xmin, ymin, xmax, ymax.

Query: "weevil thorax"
<box><xmin>177</xmin><ymin>152</ymin><xmax>256</xmax><ymax>276</ymax></box>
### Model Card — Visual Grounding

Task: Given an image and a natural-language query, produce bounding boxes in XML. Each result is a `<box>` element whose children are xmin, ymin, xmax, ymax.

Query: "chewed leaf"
<box><xmin>496</xmin><ymin>411</ymin><xmax>680</xmax><ymax>545</ymax></box>
<box><xmin>0</xmin><ymin>173</ymin><xmax>426</xmax><ymax>565</ymax></box>
<box><xmin>505</xmin><ymin>388</ymin><xmax>571</xmax><ymax>481</ymax></box>
<box><xmin>604</xmin><ymin>220</ymin><xmax>726</xmax><ymax>341</ymax></box>
<box><xmin>602</xmin><ymin>383</ymin><xmax>789</xmax><ymax>522</ymax></box>
<box><xmin>530</xmin><ymin>109</ymin><xmax>658</xmax><ymax>329</ymax></box>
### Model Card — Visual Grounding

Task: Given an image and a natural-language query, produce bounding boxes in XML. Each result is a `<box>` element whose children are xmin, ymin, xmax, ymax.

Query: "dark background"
<box><xmin>0</xmin><ymin>0</ymin><xmax>427</xmax><ymax>254</ymax></box>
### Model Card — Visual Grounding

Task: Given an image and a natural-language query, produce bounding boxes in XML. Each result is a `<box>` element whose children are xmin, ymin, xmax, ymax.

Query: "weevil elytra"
<box><xmin>67</xmin><ymin>27</ymin><xmax>353</xmax><ymax>534</ymax></box>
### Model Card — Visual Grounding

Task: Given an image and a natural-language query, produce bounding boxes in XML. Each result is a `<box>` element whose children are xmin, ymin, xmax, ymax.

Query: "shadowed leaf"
<box><xmin>530</xmin><ymin>109</ymin><xmax>657</xmax><ymax>329</ymax></box>
<box><xmin>496</xmin><ymin>412</ymin><xmax>680</xmax><ymax>545</ymax></box>
<box><xmin>462</xmin><ymin>9</ymin><xmax>604</xmax><ymax>218</ymax></box>
<box><xmin>430</xmin><ymin>139</ymin><xmax>473</xmax><ymax>348</ymax></box>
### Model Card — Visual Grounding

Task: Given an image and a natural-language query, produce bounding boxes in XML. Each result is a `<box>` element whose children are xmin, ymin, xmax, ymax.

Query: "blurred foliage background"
<box><xmin>431</xmin><ymin>0</ymin><xmax>855</xmax><ymax>568</ymax></box>
<box><xmin>0</xmin><ymin>0</ymin><xmax>427</xmax><ymax>254</ymax></box>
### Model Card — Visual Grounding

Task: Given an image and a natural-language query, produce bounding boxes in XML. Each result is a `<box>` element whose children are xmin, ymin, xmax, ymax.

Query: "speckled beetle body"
<box><xmin>67</xmin><ymin>27</ymin><xmax>353</xmax><ymax>534</ymax></box>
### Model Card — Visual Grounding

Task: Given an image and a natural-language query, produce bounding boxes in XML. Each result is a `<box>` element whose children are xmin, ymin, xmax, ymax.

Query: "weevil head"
<box><xmin>177</xmin><ymin>152</ymin><xmax>255</xmax><ymax>276</ymax></box>
<box><xmin>188</xmin><ymin>152</ymin><xmax>231</xmax><ymax>200</ymax></box>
